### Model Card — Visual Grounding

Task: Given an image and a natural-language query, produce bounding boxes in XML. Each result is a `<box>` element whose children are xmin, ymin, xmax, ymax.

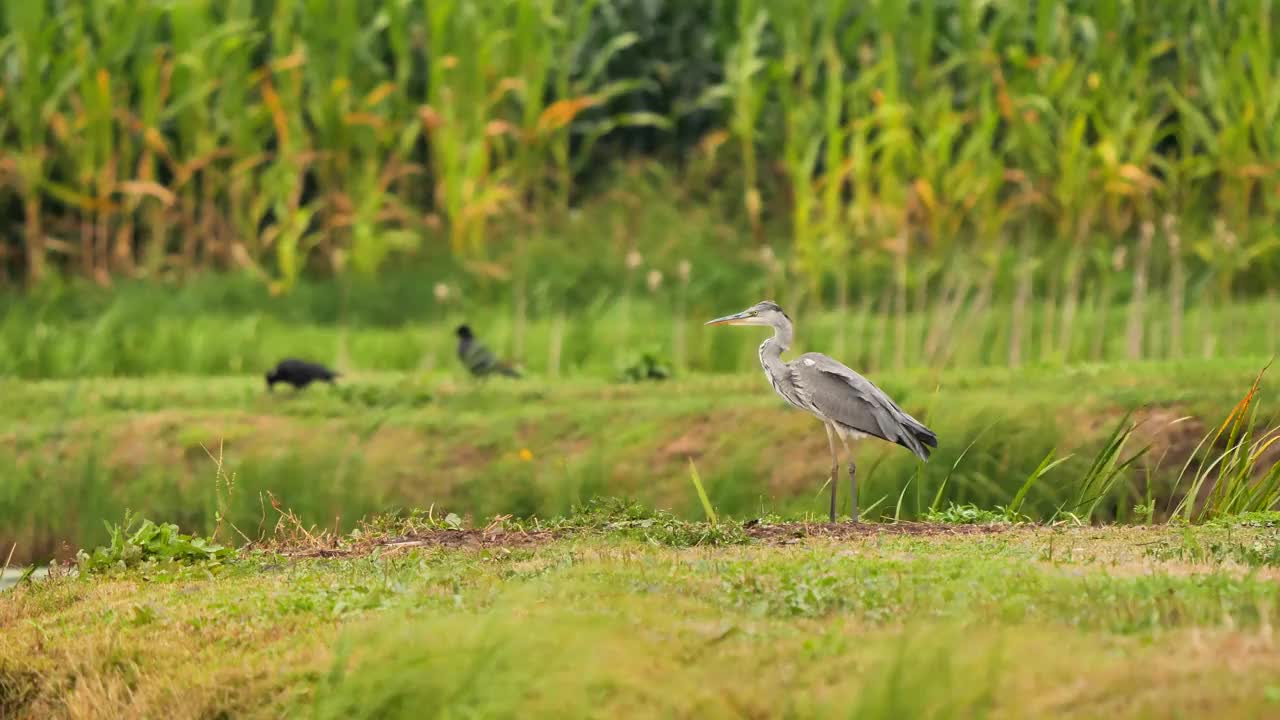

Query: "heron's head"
<box><xmin>455</xmin><ymin>324</ymin><xmax>473</xmax><ymax>340</ymax></box>
<box><xmin>704</xmin><ymin>300</ymin><xmax>790</xmax><ymax>328</ymax></box>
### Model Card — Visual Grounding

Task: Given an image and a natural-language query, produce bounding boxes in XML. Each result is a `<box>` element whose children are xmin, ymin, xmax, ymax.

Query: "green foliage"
<box><xmin>1171</xmin><ymin>365</ymin><xmax>1280</xmax><ymax>522</ymax></box>
<box><xmin>4</xmin><ymin>276</ymin><xmax>1280</xmax><ymax>380</ymax></box>
<box><xmin>1065</xmin><ymin>413</ymin><xmax>1151</xmax><ymax>523</ymax></box>
<box><xmin>76</xmin><ymin>511</ymin><xmax>233</xmax><ymax>574</ymax></box>
<box><xmin>3</xmin><ymin>0</ymin><xmax>1280</xmax><ymax>309</ymax></box>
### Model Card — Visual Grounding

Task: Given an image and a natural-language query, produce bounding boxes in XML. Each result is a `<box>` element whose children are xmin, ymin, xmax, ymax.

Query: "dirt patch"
<box><xmin>744</xmin><ymin>520</ymin><xmax>1014</xmax><ymax>544</ymax></box>
<box><xmin>1109</xmin><ymin>405</ymin><xmax>1280</xmax><ymax>516</ymax></box>
<box><xmin>1125</xmin><ymin>407</ymin><xmax>1207</xmax><ymax>471</ymax></box>
<box><xmin>107</xmin><ymin>411</ymin><xmax>327</xmax><ymax>470</ymax></box>
<box><xmin>652</xmin><ymin>407</ymin><xmax>835</xmax><ymax>498</ymax></box>
<box><xmin>108</xmin><ymin>411</ymin><xmax>188</xmax><ymax>468</ymax></box>
<box><xmin>281</xmin><ymin>527</ymin><xmax>566</xmax><ymax>558</ymax></box>
<box><xmin>655</xmin><ymin>412</ymin><xmax>722</xmax><ymax>463</ymax></box>
<box><xmin>443</xmin><ymin>441</ymin><xmax>497</xmax><ymax>470</ymax></box>
<box><xmin>278</xmin><ymin>521</ymin><xmax>1013</xmax><ymax>558</ymax></box>
<box><xmin>765</xmin><ymin>415</ymin><xmax>839</xmax><ymax>496</ymax></box>
<box><xmin>655</xmin><ymin>408</ymin><xmax>774</xmax><ymax>464</ymax></box>
<box><xmin>1101</xmin><ymin>404</ymin><xmax>1280</xmax><ymax>478</ymax></box>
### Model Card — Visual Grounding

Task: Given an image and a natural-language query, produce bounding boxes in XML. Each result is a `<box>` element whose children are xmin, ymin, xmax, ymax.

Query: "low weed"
<box><xmin>618</xmin><ymin>351</ymin><xmax>672</xmax><ymax>383</ymax></box>
<box><xmin>1144</xmin><ymin>530</ymin><xmax>1280</xmax><ymax>568</ymax></box>
<box><xmin>560</xmin><ymin>497</ymin><xmax>748</xmax><ymax>547</ymax></box>
<box><xmin>353</xmin><ymin>507</ymin><xmax>467</xmax><ymax>538</ymax></box>
<box><xmin>76</xmin><ymin>511</ymin><xmax>234</xmax><ymax>574</ymax></box>
<box><xmin>923</xmin><ymin>502</ymin><xmax>1019</xmax><ymax>525</ymax></box>
<box><xmin>1209</xmin><ymin>511</ymin><xmax>1280</xmax><ymax>528</ymax></box>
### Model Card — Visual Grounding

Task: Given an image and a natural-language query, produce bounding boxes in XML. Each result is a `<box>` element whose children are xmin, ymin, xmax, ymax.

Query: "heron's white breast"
<box><xmin>833</xmin><ymin>425</ymin><xmax>869</xmax><ymax>442</ymax></box>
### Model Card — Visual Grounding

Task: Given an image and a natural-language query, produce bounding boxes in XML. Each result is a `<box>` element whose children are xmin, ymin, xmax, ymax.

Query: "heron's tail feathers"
<box><xmin>898</xmin><ymin>418</ymin><xmax>938</xmax><ymax>461</ymax></box>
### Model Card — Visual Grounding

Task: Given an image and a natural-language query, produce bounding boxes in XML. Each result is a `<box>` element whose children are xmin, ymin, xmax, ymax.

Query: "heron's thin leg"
<box><xmin>825</xmin><ymin>423</ymin><xmax>839</xmax><ymax>523</ymax></box>
<box><xmin>838</xmin><ymin>434</ymin><xmax>858</xmax><ymax>523</ymax></box>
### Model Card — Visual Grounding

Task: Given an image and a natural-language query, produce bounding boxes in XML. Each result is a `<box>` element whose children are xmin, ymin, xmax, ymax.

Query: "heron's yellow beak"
<box><xmin>705</xmin><ymin>311</ymin><xmax>753</xmax><ymax>326</ymax></box>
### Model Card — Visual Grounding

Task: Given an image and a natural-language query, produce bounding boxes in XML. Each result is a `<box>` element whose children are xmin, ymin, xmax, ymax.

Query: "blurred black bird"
<box><xmin>265</xmin><ymin>358</ymin><xmax>340</xmax><ymax>391</ymax></box>
<box><xmin>456</xmin><ymin>325</ymin><xmax>521</xmax><ymax>378</ymax></box>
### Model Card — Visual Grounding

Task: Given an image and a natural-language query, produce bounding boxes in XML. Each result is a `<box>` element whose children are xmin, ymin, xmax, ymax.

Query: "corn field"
<box><xmin>1</xmin><ymin>0</ymin><xmax>1279</xmax><ymax>307</ymax></box>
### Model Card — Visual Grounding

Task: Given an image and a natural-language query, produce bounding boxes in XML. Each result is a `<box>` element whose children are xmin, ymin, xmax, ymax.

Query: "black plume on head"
<box><xmin>757</xmin><ymin>300</ymin><xmax>790</xmax><ymax>321</ymax></box>
<box><xmin>456</xmin><ymin>324</ymin><xmax>473</xmax><ymax>339</ymax></box>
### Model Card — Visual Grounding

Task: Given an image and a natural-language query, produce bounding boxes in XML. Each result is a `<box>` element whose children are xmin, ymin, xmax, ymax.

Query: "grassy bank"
<box><xmin>3</xmin><ymin>358</ymin><xmax>1278</xmax><ymax>565</ymax></box>
<box><xmin>5</xmin><ymin>514</ymin><xmax>1280</xmax><ymax>718</ymax></box>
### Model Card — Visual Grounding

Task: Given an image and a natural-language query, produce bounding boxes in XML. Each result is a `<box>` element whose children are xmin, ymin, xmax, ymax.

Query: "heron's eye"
<box><xmin>748</xmin><ymin>311</ymin><xmax>759</xmax><ymax>317</ymax></box>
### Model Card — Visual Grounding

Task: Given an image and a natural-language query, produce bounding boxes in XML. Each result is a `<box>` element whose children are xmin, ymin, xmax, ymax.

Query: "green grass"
<box><xmin>5</xmin><ymin>516</ymin><xmax>1280</xmax><ymax>718</ymax></box>
<box><xmin>3</xmin><ymin>357</ymin><xmax>1279</xmax><ymax>566</ymax></box>
<box><xmin>4</xmin><ymin>276</ymin><xmax>1279</xmax><ymax>379</ymax></box>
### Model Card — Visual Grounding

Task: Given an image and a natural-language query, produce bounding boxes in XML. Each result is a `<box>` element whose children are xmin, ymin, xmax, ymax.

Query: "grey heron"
<box><xmin>456</xmin><ymin>325</ymin><xmax>522</xmax><ymax>378</ymax></box>
<box><xmin>706</xmin><ymin>301</ymin><xmax>937</xmax><ymax>522</ymax></box>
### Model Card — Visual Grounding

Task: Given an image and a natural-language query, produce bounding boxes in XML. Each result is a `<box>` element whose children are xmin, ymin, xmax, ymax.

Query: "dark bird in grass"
<box><xmin>456</xmin><ymin>325</ymin><xmax>522</xmax><ymax>379</ymax></box>
<box><xmin>706</xmin><ymin>301</ymin><xmax>937</xmax><ymax>523</ymax></box>
<box><xmin>265</xmin><ymin>358</ymin><xmax>340</xmax><ymax>392</ymax></box>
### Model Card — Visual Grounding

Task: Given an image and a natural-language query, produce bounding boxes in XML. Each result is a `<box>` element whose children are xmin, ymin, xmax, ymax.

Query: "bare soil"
<box><xmin>743</xmin><ymin>520</ymin><xmax>1014</xmax><ymax>543</ymax></box>
<box><xmin>278</xmin><ymin>520</ymin><xmax>1013</xmax><ymax>558</ymax></box>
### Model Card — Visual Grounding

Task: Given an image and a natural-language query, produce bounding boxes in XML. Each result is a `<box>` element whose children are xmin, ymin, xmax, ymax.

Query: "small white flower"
<box><xmin>433</xmin><ymin>282</ymin><xmax>451</xmax><ymax>302</ymax></box>
<box><xmin>625</xmin><ymin>250</ymin><xmax>643</xmax><ymax>270</ymax></box>
<box><xmin>677</xmin><ymin>260</ymin><xmax>692</xmax><ymax>282</ymax></box>
<box><xmin>646</xmin><ymin>269</ymin><xmax>663</xmax><ymax>293</ymax></box>
<box><xmin>1111</xmin><ymin>246</ymin><xmax>1127</xmax><ymax>271</ymax></box>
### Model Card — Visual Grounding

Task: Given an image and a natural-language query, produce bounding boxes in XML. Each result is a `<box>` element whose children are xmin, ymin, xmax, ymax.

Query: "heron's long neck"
<box><xmin>758</xmin><ymin>321</ymin><xmax>793</xmax><ymax>377</ymax></box>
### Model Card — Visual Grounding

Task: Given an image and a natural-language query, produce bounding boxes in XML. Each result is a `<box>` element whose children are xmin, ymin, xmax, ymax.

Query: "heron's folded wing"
<box><xmin>795</xmin><ymin>352</ymin><xmax>937</xmax><ymax>453</ymax></box>
<box><xmin>792</xmin><ymin>356</ymin><xmax>902</xmax><ymax>443</ymax></box>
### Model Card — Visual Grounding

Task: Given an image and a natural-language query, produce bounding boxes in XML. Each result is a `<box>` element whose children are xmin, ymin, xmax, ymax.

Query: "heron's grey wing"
<box><xmin>791</xmin><ymin>353</ymin><xmax>938</xmax><ymax>459</ymax></box>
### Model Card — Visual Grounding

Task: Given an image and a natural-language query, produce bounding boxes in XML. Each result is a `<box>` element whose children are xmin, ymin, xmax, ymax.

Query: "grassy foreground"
<box><xmin>5</xmin><ymin>509</ymin><xmax>1280</xmax><ymax>719</ymax></box>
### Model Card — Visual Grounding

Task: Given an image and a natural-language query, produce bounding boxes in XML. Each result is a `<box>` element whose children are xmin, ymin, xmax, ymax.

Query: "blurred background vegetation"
<box><xmin>2</xmin><ymin>0</ymin><xmax>1279</xmax><ymax>378</ymax></box>
<box><xmin>4</xmin><ymin>1</ymin><xmax>1280</xmax><ymax>558</ymax></box>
